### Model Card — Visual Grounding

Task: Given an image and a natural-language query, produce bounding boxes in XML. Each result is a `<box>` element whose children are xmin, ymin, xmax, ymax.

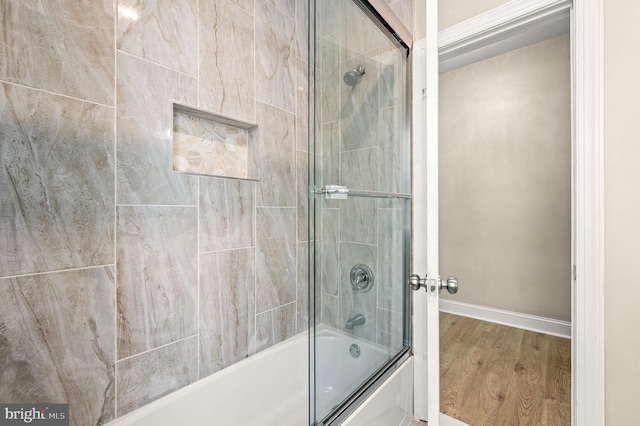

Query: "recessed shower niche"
<box><xmin>172</xmin><ymin>103</ymin><xmax>259</xmax><ymax>181</ymax></box>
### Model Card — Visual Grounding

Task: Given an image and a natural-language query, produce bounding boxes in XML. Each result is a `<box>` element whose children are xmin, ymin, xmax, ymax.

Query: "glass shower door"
<box><xmin>309</xmin><ymin>0</ymin><xmax>410</xmax><ymax>424</ymax></box>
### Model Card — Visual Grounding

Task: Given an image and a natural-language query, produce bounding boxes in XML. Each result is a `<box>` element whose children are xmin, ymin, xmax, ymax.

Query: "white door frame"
<box><xmin>572</xmin><ymin>0</ymin><xmax>605</xmax><ymax>423</ymax></box>
<box><xmin>412</xmin><ymin>0</ymin><xmax>605</xmax><ymax>424</ymax></box>
<box><xmin>410</xmin><ymin>0</ymin><xmax>439</xmax><ymax>421</ymax></box>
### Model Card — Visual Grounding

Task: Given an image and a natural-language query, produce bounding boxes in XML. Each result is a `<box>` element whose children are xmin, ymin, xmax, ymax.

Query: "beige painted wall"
<box><xmin>439</xmin><ymin>0</ymin><xmax>510</xmax><ymax>30</ymax></box>
<box><xmin>433</xmin><ymin>0</ymin><xmax>640</xmax><ymax>420</ymax></box>
<box><xmin>605</xmin><ymin>0</ymin><xmax>640</xmax><ymax>423</ymax></box>
<box><xmin>439</xmin><ymin>34</ymin><xmax>571</xmax><ymax>321</ymax></box>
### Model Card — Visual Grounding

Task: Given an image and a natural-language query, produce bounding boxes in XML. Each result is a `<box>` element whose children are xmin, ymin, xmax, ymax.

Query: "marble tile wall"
<box><xmin>385</xmin><ymin>0</ymin><xmax>415</xmax><ymax>36</ymax></box>
<box><xmin>315</xmin><ymin>0</ymin><xmax>410</xmax><ymax>351</ymax></box>
<box><xmin>0</xmin><ymin>0</ymin><xmax>308</xmax><ymax>423</ymax></box>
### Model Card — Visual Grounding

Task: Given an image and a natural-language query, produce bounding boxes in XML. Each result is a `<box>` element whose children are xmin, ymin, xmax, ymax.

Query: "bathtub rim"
<box><xmin>107</xmin><ymin>329</ymin><xmax>309</xmax><ymax>425</ymax></box>
<box><xmin>105</xmin><ymin>324</ymin><xmax>408</xmax><ymax>426</ymax></box>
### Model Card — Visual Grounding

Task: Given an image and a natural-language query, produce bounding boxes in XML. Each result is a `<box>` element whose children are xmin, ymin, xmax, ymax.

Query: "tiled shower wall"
<box><xmin>0</xmin><ymin>0</ymin><xmax>308</xmax><ymax>424</ymax></box>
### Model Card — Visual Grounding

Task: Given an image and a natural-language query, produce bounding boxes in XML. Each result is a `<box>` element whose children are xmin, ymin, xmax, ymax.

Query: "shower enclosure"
<box><xmin>309</xmin><ymin>0</ymin><xmax>411</xmax><ymax>424</ymax></box>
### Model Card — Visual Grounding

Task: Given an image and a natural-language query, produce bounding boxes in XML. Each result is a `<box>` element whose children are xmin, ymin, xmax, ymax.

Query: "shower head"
<box><xmin>343</xmin><ymin>65</ymin><xmax>366</xmax><ymax>87</ymax></box>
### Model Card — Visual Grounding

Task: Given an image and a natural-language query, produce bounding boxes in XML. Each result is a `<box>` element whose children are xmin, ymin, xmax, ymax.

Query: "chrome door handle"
<box><xmin>439</xmin><ymin>276</ymin><xmax>458</xmax><ymax>294</ymax></box>
<box><xmin>408</xmin><ymin>274</ymin><xmax>427</xmax><ymax>291</ymax></box>
<box><xmin>408</xmin><ymin>274</ymin><xmax>459</xmax><ymax>294</ymax></box>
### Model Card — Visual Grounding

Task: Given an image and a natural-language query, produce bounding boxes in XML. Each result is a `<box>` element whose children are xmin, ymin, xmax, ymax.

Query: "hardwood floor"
<box><xmin>440</xmin><ymin>312</ymin><xmax>571</xmax><ymax>426</ymax></box>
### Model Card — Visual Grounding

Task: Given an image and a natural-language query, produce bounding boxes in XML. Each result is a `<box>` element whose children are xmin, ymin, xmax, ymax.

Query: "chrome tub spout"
<box><xmin>346</xmin><ymin>313</ymin><xmax>366</xmax><ymax>330</ymax></box>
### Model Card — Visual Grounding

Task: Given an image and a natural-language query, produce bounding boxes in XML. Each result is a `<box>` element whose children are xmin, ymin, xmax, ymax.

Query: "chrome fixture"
<box><xmin>318</xmin><ymin>185</ymin><xmax>412</xmax><ymax>200</ymax></box>
<box><xmin>343</xmin><ymin>65</ymin><xmax>366</xmax><ymax>86</ymax></box>
<box><xmin>346</xmin><ymin>313</ymin><xmax>366</xmax><ymax>330</ymax></box>
<box><xmin>349</xmin><ymin>344</ymin><xmax>361</xmax><ymax>358</ymax></box>
<box><xmin>408</xmin><ymin>274</ymin><xmax>459</xmax><ymax>294</ymax></box>
<box><xmin>350</xmin><ymin>264</ymin><xmax>374</xmax><ymax>293</ymax></box>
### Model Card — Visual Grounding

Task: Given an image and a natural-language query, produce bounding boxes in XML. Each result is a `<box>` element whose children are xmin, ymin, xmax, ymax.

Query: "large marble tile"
<box><xmin>318</xmin><ymin>0</ymin><xmax>340</xmax><ymax>38</ymax></box>
<box><xmin>256</xmin><ymin>102</ymin><xmax>296</xmax><ymax>207</ymax></box>
<box><xmin>339</xmin><ymin>1</ymin><xmax>391</xmax><ymax>61</ymax></box>
<box><xmin>0</xmin><ymin>267</ymin><xmax>115</xmax><ymax>426</ymax></box>
<box><xmin>295</xmin><ymin>0</ymin><xmax>308</xmax><ymax>60</ymax></box>
<box><xmin>297</xmin><ymin>150</ymin><xmax>310</xmax><ymax>242</ymax></box>
<box><xmin>256</xmin><ymin>302</ymin><xmax>297</xmax><ymax>352</ymax></box>
<box><xmin>339</xmin><ymin>242</ymin><xmax>377</xmax><ymax>341</ymax></box>
<box><xmin>0</xmin><ymin>0</ymin><xmax>114</xmax><ymax>105</ymax></box>
<box><xmin>386</xmin><ymin>0</ymin><xmax>414</xmax><ymax>36</ymax></box>
<box><xmin>255</xmin><ymin>208</ymin><xmax>296</xmax><ymax>313</ymax></box>
<box><xmin>376</xmin><ymin>307</ymin><xmax>403</xmax><ymax>351</ymax></box>
<box><xmin>230</xmin><ymin>0</ymin><xmax>254</xmax><ymax>14</ymax></box>
<box><xmin>379</xmin><ymin>105</ymin><xmax>406</xmax><ymax>194</ymax></box>
<box><xmin>320</xmin><ymin>39</ymin><xmax>341</xmax><ymax>123</ymax></box>
<box><xmin>341</xmin><ymin>148</ymin><xmax>378</xmax><ymax>191</ymax></box>
<box><xmin>321</xmin><ymin>208</ymin><xmax>340</xmax><ymax>296</ymax></box>
<box><xmin>321</xmin><ymin>121</ymin><xmax>341</xmax><ymax>208</ymax></box>
<box><xmin>199</xmin><ymin>249</ymin><xmax>256</xmax><ymax>377</ymax></box>
<box><xmin>256</xmin><ymin>0</ymin><xmax>296</xmax><ymax>112</ymax></box>
<box><xmin>116</xmin><ymin>52</ymin><xmax>198</xmax><ymax>205</ymax></box>
<box><xmin>321</xmin><ymin>294</ymin><xmax>339</xmax><ymax>329</ymax></box>
<box><xmin>116</xmin><ymin>206</ymin><xmax>198</xmax><ymax>358</ymax></box>
<box><xmin>266</xmin><ymin>0</ymin><xmax>295</xmax><ymax>18</ymax></box>
<box><xmin>117</xmin><ymin>0</ymin><xmax>197</xmax><ymax>76</ymax></box>
<box><xmin>199</xmin><ymin>177</ymin><xmax>255</xmax><ymax>252</ymax></box>
<box><xmin>297</xmin><ymin>242</ymin><xmax>310</xmax><ymax>332</ymax></box>
<box><xmin>296</xmin><ymin>57</ymin><xmax>310</xmax><ymax>152</ymax></box>
<box><xmin>116</xmin><ymin>337</ymin><xmax>198</xmax><ymax>417</ymax></box>
<box><xmin>378</xmin><ymin>50</ymin><xmax>406</xmax><ymax>109</ymax></box>
<box><xmin>340</xmin><ymin>197</ymin><xmax>377</xmax><ymax>245</ymax></box>
<box><xmin>377</xmin><ymin>206</ymin><xmax>406</xmax><ymax>313</ymax></box>
<box><xmin>0</xmin><ymin>83</ymin><xmax>114</xmax><ymax>278</ymax></box>
<box><xmin>199</xmin><ymin>0</ymin><xmax>255</xmax><ymax>123</ymax></box>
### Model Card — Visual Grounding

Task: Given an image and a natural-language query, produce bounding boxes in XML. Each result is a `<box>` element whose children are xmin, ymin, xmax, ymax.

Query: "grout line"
<box><xmin>116</xmin><ymin>50</ymin><xmax>197</xmax><ymax>79</ymax></box>
<box><xmin>0</xmin><ymin>80</ymin><xmax>115</xmax><ymax>109</ymax></box>
<box><xmin>255</xmin><ymin>99</ymin><xmax>296</xmax><ymax>116</ymax></box>
<box><xmin>340</xmin><ymin>146</ymin><xmax>378</xmax><ymax>154</ymax></box>
<box><xmin>0</xmin><ymin>264</ymin><xmax>116</xmax><ymax>281</ymax></box>
<box><xmin>195</xmin><ymin>0</ymin><xmax>201</xmax><ymax>369</ymax></box>
<box><xmin>116</xmin><ymin>204</ymin><xmax>198</xmax><ymax>208</ymax></box>
<box><xmin>199</xmin><ymin>245</ymin><xmax>256</xmax><ymax>255</ymax></box>
<box><xmin>252</xmin><ymin>1</ymin><xmax>258</xmax><ymax>354</ymax></box>
<box><xmin>254</xmin><ymin>205</ymin><xmax>297</xmax><ymax>210</ymax></box>
<box><xmin>196</xmin><ymin>175</ymin><xmax>201</xmax><ymax>380</ymax></box>
<box><xmin>256</xmin><ymin>300</ymin><xmax>298</xmax><ymax>317</ymax></box>
<box><xmin>113</xmin><ymin>2</ymin><xmax>119</xmax><ymax>417</ymax></box>
<box><xmin>252</xmin><ymin>181</ymin><xmax>258</xmax><ymax>355</ymax></box>
<box><xmin>253</xmin><ymin>1</ymin><xmax>257</xmax><ymax>124</ymax></box>
<box><xmin>196</xmin><ymin>0</ymin><xmax>200</xmax><ymax>108</ymax></box>
<box><xmin>294</xmin><ymin>11</ymin><xmax>300</xmax><ymax>337</ymax></box>
<box><xmin>116</xmin><ymin>334</ymin><xmax>200</xmax><ymax>363</ymax></box>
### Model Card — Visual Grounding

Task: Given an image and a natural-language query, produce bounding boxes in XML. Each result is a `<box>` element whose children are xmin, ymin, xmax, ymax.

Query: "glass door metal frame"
<box><xmin>308</xmin><ymin>0</ymin><xmax>413</xmax><ymax>424</ymax></box>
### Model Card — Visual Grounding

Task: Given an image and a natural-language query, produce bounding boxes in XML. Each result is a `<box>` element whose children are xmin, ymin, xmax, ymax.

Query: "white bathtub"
<box><xmin>108</xmin><ymin>327</ymin><xmax>412</xmax><ymax>426</ymax></box>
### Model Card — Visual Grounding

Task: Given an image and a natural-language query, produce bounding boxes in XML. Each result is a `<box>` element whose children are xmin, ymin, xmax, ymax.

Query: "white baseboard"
<box><xmin>439</xmin><ymin>299</ymin><xmax>571</xmax><ymax>339</ymax></box>
<box><xmin>440</xmin><ymin>413</ymin><xmax>470</xmax><ymax>426</ymax></box>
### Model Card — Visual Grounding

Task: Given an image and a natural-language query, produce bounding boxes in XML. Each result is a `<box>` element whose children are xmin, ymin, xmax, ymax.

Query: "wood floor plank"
<box><xmin>439</xmin><ymin>312</ymin><xmax>571</xmax><ymax>426</ymax></box>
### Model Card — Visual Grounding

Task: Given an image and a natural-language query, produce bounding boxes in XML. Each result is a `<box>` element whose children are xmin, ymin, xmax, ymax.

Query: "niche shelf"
<box><xmin>172</xmin><ymin>103</ymin><xmax>260</xmax><ymax>181</ymax></box>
